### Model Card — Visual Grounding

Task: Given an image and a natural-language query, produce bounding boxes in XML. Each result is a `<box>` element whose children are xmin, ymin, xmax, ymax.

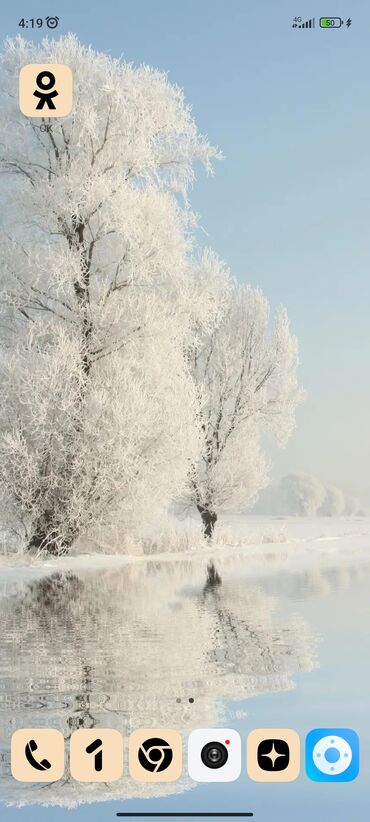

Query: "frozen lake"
<box><xmin>0</xmin><ymin>517</ymin><xmax>369</xmax><ymax>820</ymax></box>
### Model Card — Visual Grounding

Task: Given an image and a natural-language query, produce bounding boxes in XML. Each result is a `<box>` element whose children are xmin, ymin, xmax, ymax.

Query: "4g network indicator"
<box><xmin>292</xmin><ymin>16</ymin><xmax>352</xmax><ymax>29</ymax></box>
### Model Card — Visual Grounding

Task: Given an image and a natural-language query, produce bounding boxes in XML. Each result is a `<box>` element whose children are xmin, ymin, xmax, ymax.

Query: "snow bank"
<box><xmin>0</xmin><ymin>515</ymin><xmax>369</xmax><ymax>583</ymax></box>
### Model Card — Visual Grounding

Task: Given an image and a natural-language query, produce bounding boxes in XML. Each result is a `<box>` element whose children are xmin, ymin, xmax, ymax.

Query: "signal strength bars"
<box><xmin>292</xmin><ymin>17</ymin><xmax>315</xmax><ymax>28</ymax></box>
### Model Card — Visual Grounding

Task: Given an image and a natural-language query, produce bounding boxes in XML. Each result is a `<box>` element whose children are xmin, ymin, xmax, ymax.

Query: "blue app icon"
<box><xmin>306</xmin><ymin>729</ymin><xmax>359</xmax><ymax>782</ymax></box>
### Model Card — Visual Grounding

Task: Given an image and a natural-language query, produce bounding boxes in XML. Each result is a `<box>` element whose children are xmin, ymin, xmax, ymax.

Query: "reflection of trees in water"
<box><xmin>0</xmin><ymin>559</ymin><xmax>318</xmax><ymax>807</ymax></box>
<box><xmin>25</xmin><ymin>573</ymin><xmax>84</xmax><ymax>624</ymax></box>
<box><xmin>201</xmin><ymin>562</ymin><xmax>313</xmax><ymax>680</ymax></box>
<box><xmin>203</xmin><ymin>561</ymin><xmax>222</xmax><ymax>593</ymax></box>
<box><xmin>253</xmin><ymin>562</ymin><xmax>370</xmax><ymax>602</ymax></box>
<box><xmin>66</xmin><ymin>664</ymin><xmax>97</xmax><ymax>736</ymax></box>
<box><xmin>0</xmin><ymin>573</ymin><xmax>100</xmax><ymax>736</ymax></box>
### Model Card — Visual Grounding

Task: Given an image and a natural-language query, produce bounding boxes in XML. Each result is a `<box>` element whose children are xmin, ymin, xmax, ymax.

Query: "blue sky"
<box><xmin>1</xmin><ymin>0</ymin><xmax>369</xmax><ymax>503</ymax></box>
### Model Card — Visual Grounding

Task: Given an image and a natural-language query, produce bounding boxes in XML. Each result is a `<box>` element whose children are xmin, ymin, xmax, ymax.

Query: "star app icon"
<box><xmin>257</xmin><ymin>738</ymin><xmax>290</xmax><ymax>771</ymax></box>
<box><xmin>247</xmin><ymin>729</ymin><xmax>300</xmax><ymax>782</ymax></box>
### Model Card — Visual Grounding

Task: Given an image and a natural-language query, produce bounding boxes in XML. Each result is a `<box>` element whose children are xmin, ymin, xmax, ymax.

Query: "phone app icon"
<box><xmin>129</xmin><ymin>729</ymin><xmax>182</xmax><ymax>782</ymax></box>
<box><xmin>19</xmin><ymin>63</ymin><xmax>73</xmax><ymax>118</ymax></box>
<box><xmin>11</xmin><ymin>728</ymin><xmax>65</xmax><ymax>782</ymax></box>
<box><xmin>70</xmin><ymin>729</ymin><xmax>123</xmax><ymax>782</ymax></box>
<box><xmin>188</xmin><ymin>729</ymin><xmax>241</xmax><ymax>782</ymax></box>
<box><xmin>25</xmin><ymin>738</ymin><xmax>52</xmax><ymax>771</ymax></box>
<box><xmin>247</xmin><ymin>729</ymin><xmax>300</xmax><ymax>782</ymax></box>
<box><xmin>306</xmin><ymin>729</ymin><xmax>359</xmax><ymax>782</ymax></box>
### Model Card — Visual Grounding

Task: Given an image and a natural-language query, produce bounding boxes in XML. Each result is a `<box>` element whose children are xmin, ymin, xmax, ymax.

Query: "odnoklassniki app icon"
<box><xmin>19</xmin><ymin>63</ymin><xmax>73</xmax><ymax>117</ymax></box>
<box><xmin>305</xmin><ymin>728</ymin><xmax>359</xmax><ymax>782</ymax></box>
<box><xmin>129</xmin><ymin>729</ymin><xmax>182</xmax><ymax>782</ymax></box>
<box><xmin>247</xmin><ymin>729</ymin><xmax>300</xmax><ymax>782</ymax></box>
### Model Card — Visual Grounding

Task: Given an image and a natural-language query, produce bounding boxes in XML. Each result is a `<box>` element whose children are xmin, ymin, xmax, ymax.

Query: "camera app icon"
<box><xmin>129</xmin><ymin>729</ymin><xmax>182</xmax><ymax>782</ymax></box>
<box><xmin>188</xmin><ymin>728</ymin><xmax>241</xmax><ymax>782</ymax></box>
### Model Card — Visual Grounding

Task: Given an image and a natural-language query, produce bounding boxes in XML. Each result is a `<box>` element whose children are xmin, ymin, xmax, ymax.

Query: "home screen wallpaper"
<box><xmin>0</xmin><ymin>2</ymin><xmax>369</xmax><ymax>821</ymax></box>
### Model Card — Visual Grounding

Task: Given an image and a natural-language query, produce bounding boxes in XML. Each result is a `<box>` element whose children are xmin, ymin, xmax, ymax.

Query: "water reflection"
<box><xmin>0</xmin><ymin>556</ymin><xmax>319</xmax><ymax>807</ymax></box>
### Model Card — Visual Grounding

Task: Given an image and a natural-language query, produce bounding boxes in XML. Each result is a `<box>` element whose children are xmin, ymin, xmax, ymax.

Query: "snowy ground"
<box><xmin>0</xmin><ymin>515</ymin><xmax>368</xmax><ymax>582</ymax></box>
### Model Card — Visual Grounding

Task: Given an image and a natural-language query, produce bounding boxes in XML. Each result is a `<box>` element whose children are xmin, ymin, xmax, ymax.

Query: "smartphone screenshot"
<box><xmin>0</xmin><ymin>2</ymin><xmax>369</xmax><ymax>821</ymax></box>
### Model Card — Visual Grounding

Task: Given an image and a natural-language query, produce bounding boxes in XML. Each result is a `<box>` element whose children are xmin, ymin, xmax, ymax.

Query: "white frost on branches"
<box><xmin>278</xmin><ymin>473</ymin><xmax>326</xmax><ymax>517</ymax></box>
<box><xmin>188</xmin><ymin>273</ymin><xmax>303</xmax><ymax>533</ymax></box>
<box><xmin>255</xmin><ymin>473</ymin><xmax>363</xmax><ymax>517</ymax></box>
<box><xmin>0</xmin><ymin>35</ymin><xmax>220</xmax><ymax>553</ymax></box>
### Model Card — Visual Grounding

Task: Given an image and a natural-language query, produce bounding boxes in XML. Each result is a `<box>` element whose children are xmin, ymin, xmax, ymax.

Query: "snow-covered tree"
<box><xmin>343</xmin><ymin>495</ymin><xmax>361</xmax><ymax>516</ymax></box>
<box><xmin>279</xmin><ymin>473</ymin><xmax>326</xmax><ymax>517</ymax></box>
<box><xmin>319</xmin><ymin>485</ymin><xmax>346</xmax><ymax>517</ymax></box>
<box><xmin>188</xmin><ymin>279</ymin><xmax>303</xmax><ymax>537</ymax></box>
<box><xmin>0</xmin><ymin>35</ymin><xmax>220</xmax><ymax>554</ymax></box>
<box><xmin>255</xmin><ymin>474</ymin><xmax>365</xmax><ymax>517</ymax></box>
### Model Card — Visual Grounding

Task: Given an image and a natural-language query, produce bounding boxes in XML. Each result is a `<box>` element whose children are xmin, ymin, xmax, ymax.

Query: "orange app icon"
<box><xmin>19</xmin><ymin>64</ymin><xmax>73</xmax><ymax>117</ymax></box>
<box><xmin>11</xmin><ymin>728</ymin><xmax>65</xmax><ymax>782</ymax></box>
<box><xmin>70</xmin><ymin>729</ymin><xmax>124</xmax><ymax>783</ymax></box>
<box><xmin>247</xmin><ymin>728</ymin><xmax>300</xmax><ymax>782</ymax></box>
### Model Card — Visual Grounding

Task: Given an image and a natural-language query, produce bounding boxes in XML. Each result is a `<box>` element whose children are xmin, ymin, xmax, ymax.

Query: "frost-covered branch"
<box><xmin>0</xmin><ymin>35</ymin><xmax>221</xmax><ymax>554</ymax></box>
<box><xmin>187</xmin><ymin>268</ymin><xmax>304</xmax><ymax>537</ymax></box>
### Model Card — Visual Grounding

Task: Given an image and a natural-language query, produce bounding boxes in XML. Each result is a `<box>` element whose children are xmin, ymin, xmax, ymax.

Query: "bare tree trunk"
<box><xmin>28</xmin><ymin>513</ymin><xmax>75</xmax><ymax>556</ymax></box>
<box><xmin>197</xmin><ymin>504</ymin><xmax>218</xmax><ymax>540</ymax></box>
<box><xmin>27</xmin><ymin>219</ymin><xmax>92</xmax><ymax>556</ymax></box>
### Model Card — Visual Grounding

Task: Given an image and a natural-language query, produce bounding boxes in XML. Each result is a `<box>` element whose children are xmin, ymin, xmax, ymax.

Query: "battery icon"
<box><xmin>320</xmin><ymin>17</ymin><xmax>343</xmax><ymax>27</ymax></box>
